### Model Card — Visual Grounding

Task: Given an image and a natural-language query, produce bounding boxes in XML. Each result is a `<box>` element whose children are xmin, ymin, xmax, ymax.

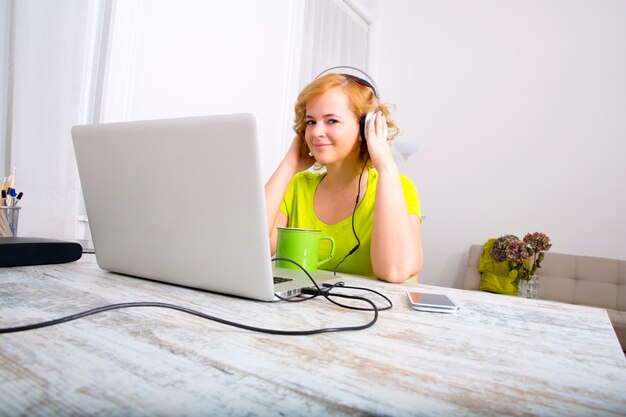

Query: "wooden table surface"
<box><xmin>1</xmin><ymin>254</ymin><xmax>625</xmax><ymax>416</ymax></box>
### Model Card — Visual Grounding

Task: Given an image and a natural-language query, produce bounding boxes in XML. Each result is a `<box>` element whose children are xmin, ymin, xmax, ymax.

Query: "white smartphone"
<box><xmin>407</xmin><ymin>292</ymin><xmax>460</xmax><ymax>313</ymax></box>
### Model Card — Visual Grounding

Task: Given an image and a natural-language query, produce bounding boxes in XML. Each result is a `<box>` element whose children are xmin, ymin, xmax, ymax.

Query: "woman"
<box><xmin>265</xmin><ymin>71</ymin><xmax>422</xmax><ymax>283</ymax></box>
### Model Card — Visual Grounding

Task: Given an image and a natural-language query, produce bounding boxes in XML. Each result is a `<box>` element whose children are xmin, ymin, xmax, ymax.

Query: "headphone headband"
<box><xmin>315</xmin><ymin>65</ymin><xmax>379</xmax><ymax>99</ymax></box>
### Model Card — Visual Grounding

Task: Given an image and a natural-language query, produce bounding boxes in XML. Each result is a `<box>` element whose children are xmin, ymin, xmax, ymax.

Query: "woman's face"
<box><xmin>304</xmin><ymin>87</ymin><xmax>361</xmax><ymax>167</ymax></box>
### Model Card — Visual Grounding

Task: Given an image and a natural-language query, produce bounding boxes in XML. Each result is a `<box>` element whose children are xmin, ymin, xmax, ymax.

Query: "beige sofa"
<box><xmin>464</xmin><ymin>244</ymin><xmax>626</xmax><ymax>351</ymax></box>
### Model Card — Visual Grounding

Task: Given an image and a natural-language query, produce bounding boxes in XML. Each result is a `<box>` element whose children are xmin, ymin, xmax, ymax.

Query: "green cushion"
<box><xmin>478</xmin><ymin>239</ymin><xmax>518</xmax><ymax>296</ymax></box>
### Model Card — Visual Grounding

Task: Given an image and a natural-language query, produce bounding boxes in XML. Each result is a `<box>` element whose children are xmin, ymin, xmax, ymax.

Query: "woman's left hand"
<box><xmin>365</xmin><ymin>111</ymin><xmax>397</xmax><ymax>172</ymax></box>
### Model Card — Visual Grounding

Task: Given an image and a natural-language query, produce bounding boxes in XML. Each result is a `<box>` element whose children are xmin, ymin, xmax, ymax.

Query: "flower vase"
<box><xmin>518</xmin><ymin>275</ymin><xmax>540</xmax><ymax>299</ymax></box>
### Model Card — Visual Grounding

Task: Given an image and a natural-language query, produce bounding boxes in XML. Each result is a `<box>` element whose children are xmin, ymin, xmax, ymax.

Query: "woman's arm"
<box><xmin>366</xmin><ymin>112</ymin><xmax>423</xmax><ymax>283</ymax></box>
<box><xmin>264</xmin><ymin>137</ymin><xmax>315</xmax><ymax>254</ymax></box>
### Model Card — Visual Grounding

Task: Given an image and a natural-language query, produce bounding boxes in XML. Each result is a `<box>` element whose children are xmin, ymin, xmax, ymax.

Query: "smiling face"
<box><xmin>293</xmin><ymin>73</ymin><xmax>396</xmax><ymax>167</ymax></box>
<box><xmin>304</xmin><ymin>87</ymin><xmax>361</xmax><ymax>167</ymax></box>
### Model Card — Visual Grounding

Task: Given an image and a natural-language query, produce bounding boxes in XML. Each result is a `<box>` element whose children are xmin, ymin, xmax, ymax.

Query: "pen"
<box><xmin>8</xmin><ymin>189</ymin><xmax>16</xmax><ymax>206</ymax></box>
<box><xmin>7</xmin><ymin>168</ymin><xmax>15</xmax><ymax>190</ymax></box>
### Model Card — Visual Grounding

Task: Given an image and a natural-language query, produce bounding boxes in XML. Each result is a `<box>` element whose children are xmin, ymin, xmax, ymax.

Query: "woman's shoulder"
<box><xmin>367</xmin><ymin>169</ymin><xmax>418</xmax><ymax>203</ymax></box>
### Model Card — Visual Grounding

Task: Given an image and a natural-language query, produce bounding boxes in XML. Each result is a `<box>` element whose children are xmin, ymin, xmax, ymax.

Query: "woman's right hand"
<box><xmin>265</xmin><ymin>136</ymin><xmax>315</xmax><ymax>254</ymax></box>
<box><xmin>284</xmin><ymin>136</ymin><xmax>316</xmax><ymax>173</ymax></box>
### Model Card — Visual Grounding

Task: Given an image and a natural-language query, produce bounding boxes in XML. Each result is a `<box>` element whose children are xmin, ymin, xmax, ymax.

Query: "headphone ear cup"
<box><xmin>359</xmin><ymin>116</ymin><xmax>367</xmax><ymax>141</ymax></box>
<box><xmin>360</xmin><ymin>112</ymin><xmax>376</xmax><ymax>141</ymax></box>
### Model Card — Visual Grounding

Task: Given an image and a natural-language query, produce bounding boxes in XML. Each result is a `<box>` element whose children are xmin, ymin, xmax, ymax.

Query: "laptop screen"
<box><xmin>72</xmin><ymin>114</ymin><xmax>277</xmax><ymax>301</ymax></box>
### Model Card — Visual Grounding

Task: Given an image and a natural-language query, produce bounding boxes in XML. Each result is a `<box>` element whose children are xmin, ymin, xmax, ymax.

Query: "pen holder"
<box><xmin>0</xmin><ymin>206</ymin><xmax>20</xmax><ymax>237</ymax></box>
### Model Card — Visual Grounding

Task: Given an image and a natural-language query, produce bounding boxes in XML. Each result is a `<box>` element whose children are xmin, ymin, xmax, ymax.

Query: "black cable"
<box><xmin>333</xmin><ymin>157</ymin><xmax>369</xmax><ymax>275</ymax></box>
<box><xmin>299</xmin><ymin>282</ymin><xmax>393</xmax><ymax>311</ymax></box>
<box><xmin>274</xmin><ymin>258</ymin><xmax>392</xmax><ymax>311</ymax></box>
<box><xmin>0</xmin><ymin>258</ymin><xmax>385</xmax><ymax>336</ymax></box>
<box><xmin>322</xmin><ymin>282</ymin><xmax>393</xmax><ymax>311</ymax></box>
<box><xmin>272</xmin><ymin>257</ymin><xmax>390</xmax><ymax>310</ymax></box>
<box><xmin>0</xmin><ymin>300</ymin><xmax>376</xmax><ymax>336</ymax></box>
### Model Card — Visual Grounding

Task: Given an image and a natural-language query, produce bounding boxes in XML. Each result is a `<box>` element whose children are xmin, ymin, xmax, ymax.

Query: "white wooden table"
<box><xmin>1</xmin><ymin>254</ymin><xmax>625</xmax><ymax>416</ymax></box>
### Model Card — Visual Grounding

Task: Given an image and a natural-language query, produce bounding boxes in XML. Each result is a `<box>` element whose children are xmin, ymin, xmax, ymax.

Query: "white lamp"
<box><xmin>392</xmin><ymin>141</ymin><xmax>420</xmax><ymax>171</ymax></box>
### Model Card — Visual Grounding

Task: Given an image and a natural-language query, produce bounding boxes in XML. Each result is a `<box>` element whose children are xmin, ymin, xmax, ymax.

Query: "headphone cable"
<box><xmin>333</xmin><ymin>157</ymin><xmax>369</xmax><ymax>275</ymax></box>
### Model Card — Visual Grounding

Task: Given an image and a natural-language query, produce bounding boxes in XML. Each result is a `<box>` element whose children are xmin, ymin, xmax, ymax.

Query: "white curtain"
<box><xmin>1</xmin><ymin>0</ymin><xmax>105</xmax><ymax>240</ymax></box>
<box><xmin>282</xmin><ymin>0</ymin><xmax>372</xmax><ymax>150</ymax></box>
<box><xmin>298</xmin><ymin>0</ymin><xmax>370</xmax><ymax>82</ymax></box>
<box><xmin>1</xmin><ymin>1</ymin><xmax>13</xmax><ymax>183</ymax></box>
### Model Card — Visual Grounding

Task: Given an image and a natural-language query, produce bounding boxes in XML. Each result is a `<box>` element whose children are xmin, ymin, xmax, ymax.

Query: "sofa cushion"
<box><xmin>537</xmin><ymin>273</ymin><xmax>576</xmax><ymax>304</ymax></box>
<box><xmin>480</xmin><ymin>273</ymin><xmax>518</xmax><ymax>295</ymax></box>
<box><xmin>533</xmin><ymin>252</ymin><xmax>576</xmax><ymax>303</ymax></box>
<box><xmin>578</xmin><ymin>256</ymin><xmax>620</xmax><ymax>283</ymax></box>
<box><xmin>575</xmin><ymin>281</ymin><xmax>619</xmax><ymax>310</ymax></box>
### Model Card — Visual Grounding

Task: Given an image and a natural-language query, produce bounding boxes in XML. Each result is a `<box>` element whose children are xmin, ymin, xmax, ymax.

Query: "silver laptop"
<box><xmin>71</xmin><ymin>113</ymin><xmax>338</xmax><ymax>301</ymax></box>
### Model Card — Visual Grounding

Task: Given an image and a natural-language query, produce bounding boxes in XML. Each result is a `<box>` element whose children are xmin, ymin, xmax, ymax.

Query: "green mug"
<box><xmin>275</xmin><ymin>227</ymin><xmax>335</xmax><ymax>272</ymax></box>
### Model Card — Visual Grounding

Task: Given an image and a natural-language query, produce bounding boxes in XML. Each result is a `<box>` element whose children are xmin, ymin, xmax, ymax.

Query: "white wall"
<box><xmin>377</xmin><ymin>0</ymin><xmax>626</xmax><ymax>287</ymax></box>
<box><xmin>102</xmin><ymin>0</ymin><xmax>296</xmax><ymax>180</ymax></box>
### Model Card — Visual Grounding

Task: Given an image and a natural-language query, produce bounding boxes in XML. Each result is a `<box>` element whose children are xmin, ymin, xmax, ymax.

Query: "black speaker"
<box><xmin>0</xmin><ymin>237</ymin><xmax>83</xmax><ymax>267</ymax></box>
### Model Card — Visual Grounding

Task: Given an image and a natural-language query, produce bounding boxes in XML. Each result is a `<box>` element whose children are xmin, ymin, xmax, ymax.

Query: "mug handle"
<box><xmin>316</xmin><ymin>236</ymin><xmax>335</xmax><ymax>267</ymax></box>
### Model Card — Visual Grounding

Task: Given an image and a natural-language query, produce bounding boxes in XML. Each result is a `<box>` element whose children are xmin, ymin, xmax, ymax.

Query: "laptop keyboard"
<box><xmin>273</xmin><ymin>276</ymin><xmax>293</xmax><ymax>284</ymax></box>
